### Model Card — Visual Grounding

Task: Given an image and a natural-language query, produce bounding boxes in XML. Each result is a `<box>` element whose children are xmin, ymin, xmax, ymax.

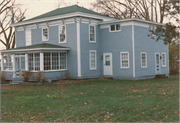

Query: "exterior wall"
<box><xmin>80</xmin><ymin>23</ymin><xmax>101</xmax><ymax>79</ymax></box>
<box><xmin>16</xmin><ymin>31</ymin><xmax>25</xmax><ymax>48</ymax></box>
<box><xmin>100</xmin><ymin>25</ymin><xmax>133</xmax><ymax>79</ymax></box>
<box><xmin>1</xmin><ymin>71</ymin><xmax>13</xmax><ymax>80</ymax></box>
<box><xmin>134</xmin><ymin>25</ymin><xmax>169</xmax><ymax>79</ymax></box>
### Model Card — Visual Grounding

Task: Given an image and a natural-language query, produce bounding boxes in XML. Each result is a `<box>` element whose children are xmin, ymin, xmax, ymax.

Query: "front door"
<box><xmin>155</xmin><ymin>53</ymin><xmax>161</xmax><ymax>74</ymax></box>
<box><xmin>103</xmin><ymin>53</ymin><xmax>113</xmax><ymax>76</ymax></box>
<box><xmin>15</xmin><ymin>55</ymin><xmax>25</xmax><ymax>78</ymax></box>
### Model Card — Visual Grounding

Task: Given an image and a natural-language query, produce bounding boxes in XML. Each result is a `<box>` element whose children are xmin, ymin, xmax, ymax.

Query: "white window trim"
<box><xmin>25</xmin><ymin>29</ymin><xmax>31</xmax><ymax>46</ymax></box>
<box><xmin>89</xmin><ymin>50</ymin><xmax>97</xmax><ymax>70</ymax></box>
<box><xmin>141</xmin><ymin>52</ymin><xmax>147</xmax><ymax>68</ymax></box>
<box><xmin>42</xmin><ymin>27</ymin><xmax>49</xmax><ymax>41</ymax></box>
<box><xmin>120</xmin><ymin>51</ymin><xmax>129</xmax><ymax>69</ymax></box>
<box><xmin>89</xmin><ymin>25</ymin><xmax>96</xmax><ymax>43</ymax></box>
<box><xmin>161</xmin><ymin>52</ymin><xmax>166</xmax><ymax>67</ymax></box>
<box><xmin>59</xmin><ymin>24</ymin><xmax>67</xmax><ymax>44</ymax></box>
<box><xmin>109</xmin><ymin>24</ymin><xmax>121</xmax><ymax>32</ymax></box>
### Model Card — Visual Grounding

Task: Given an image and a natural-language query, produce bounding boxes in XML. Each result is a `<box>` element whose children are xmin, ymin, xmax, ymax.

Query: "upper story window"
<box><xmin>120</xmin><ymin>52</ymin><xmax>129</xmax><ymax>68</ymax></box>
<box><xmin>141</xmin><ymin>52</ymin><xmax>147</xmax><ymax>68</ymax></box>
<box><xmin>89</xmin><ymin>25</ymin><xmax>96</xmax><ymax>42</ymax></box>
<box><xmin>149</xmin><ymin>25</ymin><xmax>156</xmax><ymax>36</ymax></box>
<box><xmin>42</xmin><ymin>28</ymin><xmax>49</xmax><ymax>41</ymax></box>
<box><xmin>162</xmin><ymin>53</ymin><xmax>166</xmax><ymax>67</ymax></box>
<box><xmin>26</xmin><ymin>29</ymin><xmax>31</xmax><ymax>46</ymax></box>
<box><xmin>59</xmin><ymin>25</ymin><xmax>66</xmax><ymax>43</ymax></box>
<box><xmin>110</xmin><ymin>24</ymin><xmax>121</xmax><ymax>32</ymax></box>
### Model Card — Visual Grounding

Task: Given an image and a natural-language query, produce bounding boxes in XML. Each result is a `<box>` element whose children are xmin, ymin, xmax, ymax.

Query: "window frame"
<box><xmin>89</xmin><ymin>25</ymin><xmax>96</xmax><ymax>43</ymax></box>
<box><xmin>25</xmin><ymin>29</ymin><xmax>31</xmax><ymax>46</ymax></box>
<box><xmin>42</xmin><ymin>27</ymin><xmax>49</xmax><ymax>41</ymax></box>
<box><xmin>109</xmin><ymin>23</ymin><xmax>121</xmax><ymax>32</ymax></box>
<box><xmin>120</xmin><ymin>52</ymin><xmax>129</xmax><ymax>69</ymax></box>
<box><xmin>28</xmin><ymin>53</ymin><xmax>40</xmax><ymax>71</ymax></box>
<box><xmin>3</xmin><ymin>54</ymin><xmax>13</xmax><ymax>71</ymax></box>
<box><xmin>59</xmin><ymin>24</ymin><xmax>66</xmax><ymax>43</ymax></box>
<box><xmin>141</xmin><ymin>52</ymin><xmax>147</xmax><ymax>68</ymax></box>
<box><xmin>89</xmin><ymin>50</ymin><xmax>97</xmax><ymax>70</ymax></box>
<box><xmin>161</xmin><ymin>52</ymin><xmax>166</xmax><ymax>67</ymax></box>
<box><xmin>43</xmin><ymin>52</ymin><xmax>67</xmax><ymax>71</ymax></box>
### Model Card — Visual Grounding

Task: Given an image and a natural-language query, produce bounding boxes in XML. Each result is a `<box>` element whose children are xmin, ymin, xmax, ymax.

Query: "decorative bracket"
<box><xmin>62</xmin><ymin>19</ymin><xmax>65</xmax><ymax>24</ymax></box>
<box><xmin>89</xmin><ymin>18</ymin><xmax>91</xmax><ymax>24</ymax></box>
<box><xmin>74</xmin><ymin>17</ymin><xmax>77</xmax><ymax>23</ymax></box>
<box><xmin>35</xmin><ymin>23</ymin><xmax>39</xmax><ymax>28</ymax></box>
<box><xmin>79</xmin><ymin>17</ymin><xmax>82</xmax><ymax>23</ymax></box>
<box><xmin>23</xmin><ymin>25</ymin><xmax>26</xmax><ymax>30</ymax></box>
<box><xmin>46</xmin><ymin>21</ymin><xmax>49</xmax><ymax>27</ymax></box>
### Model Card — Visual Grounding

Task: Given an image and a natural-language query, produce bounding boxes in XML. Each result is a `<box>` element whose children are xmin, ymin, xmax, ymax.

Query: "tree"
<box><xmin>91</xmin><ymin>0</ymin><xmax>179</xmax><ymax>44</ymax></box>
<box><xmin>0</xmin><ymin>0</ymin><xmax>27</xmax><ymax>49</ymax></box>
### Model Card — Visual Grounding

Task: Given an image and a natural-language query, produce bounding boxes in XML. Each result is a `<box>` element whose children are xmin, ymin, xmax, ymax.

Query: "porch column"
<box><xmin>1</xmin><ymin>54</ymin><xmax>4</xmax><ymax>71</ymax></box>
<box><xmin>25</xmin><ymin>53</ymin><xmax>28</xmax><ymax>70</ymax></box>
<box><xmin>12</xmin><ymin>54</ymin><xmax>15</xmax><ymax>78</ymax></box>
<box><xmin>40</xmin><ymin>52</ymin><xmax>44</xmax><ymax>71</ymax></box>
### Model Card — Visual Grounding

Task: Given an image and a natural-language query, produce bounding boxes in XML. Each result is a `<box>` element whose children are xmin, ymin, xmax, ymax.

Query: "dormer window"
<box><xmin>110</xmin><ymin>24</ymin><xmax>121</xmax><ymax>32</ymax></box>
<box><xmin>42</xmin><ymin>28</ymin><xmax>49</xmax><ymax>41</ymax></box>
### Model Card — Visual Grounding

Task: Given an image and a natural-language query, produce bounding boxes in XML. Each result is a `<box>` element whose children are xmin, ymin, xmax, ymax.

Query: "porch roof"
<box><xmin>0</xmin><ymin>43</ymin><xmax>70</xmax><ymax>53</ymax></box>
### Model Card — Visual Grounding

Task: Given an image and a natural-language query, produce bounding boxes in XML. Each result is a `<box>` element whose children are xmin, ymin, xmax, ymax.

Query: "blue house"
<box><xmin>0</xmin><ymin>5</ymin><xmax>168</xmax><ymax>83</ymax></box>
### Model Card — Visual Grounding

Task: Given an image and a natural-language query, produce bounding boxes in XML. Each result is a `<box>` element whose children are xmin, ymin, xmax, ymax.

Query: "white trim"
<box><xmin>42</xmin><ymin>27</ymin><xmax>49</xmax><ymax>41</ymax></box>
<box><xmin>161</xmin><ymin>52</ymin><xmax>166</xmax><ymax>67</ymax></box>
<box><xmin>132</xmin><ymin>22</ymin><xmax>135</xmax><ymax>77</ymax></box>
<box><xmin>89</xmin><ymin>25</ymin><xmax>96</xmax><ymax>43</ymax></box>
<box><xmin>12</xmin><ymin>54</ymin><xmax>15</xmax><ymax>78</ymax></box>
<box><xmin>89</xmin><ymin>50</ymin><xmax>97</xmax><ymax>70</ymax></box>
<box><xmin>59</xmin><ymin>24</ymin><xmax>67</xmax><ymax>43</ymax></box>
<box><xmin>40</xmin><ymin>52</ymin><xmax>44</xmax><ymax>71</ymax></box>
<box><xmin>103</xmin><ymin>52</ymin><xmax>113</xmax><ymax>76</ymax></box>
<box><xmin>109</xmin><ymin>23</ymin><xmax>121</xmax><ymax>32</ymax></box>
<box><xmin>11</xmin><ymin>12</ymin><xmax>114</xmax><ymax>27</ymax></box>
<box><xmin>155</xmin><ymin>52</ymin><xmax>161</xmax><ymax>74</ymax></box>
<box><xmin>0</xmin><ymin>54</ymin><xmax>4</xmax><ymax>71</ymax></box>
<box><xmin>98</xmin><ymin>18</ymin><xmax>165</xmax><ymax>26</ymax></box>
<box><xmin>0</xmin><ymin>48</ymin><xmax>70</xmax><ymax>53</ymax></box>
<box><xmin>167</xmin><ymin>44</ymin><xmax>169</xmax><ymax>73</ymax></box>
<box><xmin>141</xmin><ymin>52</ymin><xmax>147</xmax><ymax>68</ymax></box>
<box><xmin>120</xmin><ymin>51</ymin><xmax>130</xmax><ymax>69</ymax></box>
<box><xmin>77</xmin><ymin>22</ymin><xmax>81</xmax><ymax>77</ymax></box>
<box><xmin>25</xmin><ymin>53</ymin><xmax>28</xmax><ymax>70</ymax></box>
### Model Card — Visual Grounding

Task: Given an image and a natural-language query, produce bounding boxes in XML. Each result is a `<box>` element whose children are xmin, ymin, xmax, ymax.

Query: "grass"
<box><xmin>1</xmin><ymin>76</ymin><xmax>179</xmax><ymax>122</ymax></box>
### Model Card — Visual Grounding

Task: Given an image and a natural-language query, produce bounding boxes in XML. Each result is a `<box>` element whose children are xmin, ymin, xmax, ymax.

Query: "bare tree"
<box><xmin>0</xmin><ymin>0</ymin><xmax>27</xmax><ymax>49</ymax></box>
<box><xmin>54</xmin><ymin>0</ymin><xmax>72</xmax><ymax>8</ymax></box>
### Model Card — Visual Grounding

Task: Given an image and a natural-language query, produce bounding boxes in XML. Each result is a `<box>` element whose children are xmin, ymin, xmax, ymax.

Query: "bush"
<box><xmin>35</xmin><ymin>71</ymin><xmax>46</xmax><ymax>83</ymax></box>
<box><xmin>65</xmin><ymin>72</ymin><xmax>70</xmax><ymax>80</ymax></box>
<box><xmin>0</xmin><ymin>71</ymin><xmax>6</xmax><ymax>81</ymax></box>
<box><xmin>22</xmin><ymin>71</ymin><xmax>32</xmax><ymax>82</ymax></box>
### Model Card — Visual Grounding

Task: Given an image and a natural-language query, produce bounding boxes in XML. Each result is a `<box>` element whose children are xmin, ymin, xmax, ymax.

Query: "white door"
<box><xmin>155</xmin><ymin>53</ymin><xmax>161</xmax><ymax>74</ymax></box>
<box><xmin>15</xmin><ymin>55</ymin><xmax>25</xmax><ymax>78</ymax></box>
<box><xmin>103</xmin><ymin>53</ymin><xmax>113</xmax><ymax>76</ymax></box>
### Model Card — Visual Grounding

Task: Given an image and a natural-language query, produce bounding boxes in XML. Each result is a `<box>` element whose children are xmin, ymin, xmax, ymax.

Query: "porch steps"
<box><xmin>10</xmin><ymin>78</ymin><xmax>23</xmax><ymax>84</ymax></box>
<box><xmin>155</xmin><ymin>74</ymin><xmax>168</xmax><ymax>79</ymax></box>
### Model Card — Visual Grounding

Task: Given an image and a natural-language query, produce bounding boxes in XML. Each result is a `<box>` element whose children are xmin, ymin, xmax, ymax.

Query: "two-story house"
<box><xmin>0</xmin><ymin>5</ymin><xmax>169</xmax><ymax>83</ymax></box>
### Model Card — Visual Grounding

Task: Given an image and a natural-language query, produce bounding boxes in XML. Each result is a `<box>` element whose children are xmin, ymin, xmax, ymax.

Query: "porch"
<box><xmin>0</xmin><ymin>43</ymin><xmax>70</xmax><ymax>83</ymax></box>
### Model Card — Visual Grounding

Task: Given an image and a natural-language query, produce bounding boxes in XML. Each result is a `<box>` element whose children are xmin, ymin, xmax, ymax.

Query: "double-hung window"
<box><xmin>162</xmin><ymin>53</ymin><xmax>166</xmax><ymax>67</ymax></box>
<box><xmin>110</xmin><ymin>24</ymin><xmax>121</xmax><ymax>32</ymax></box>
<box><xmin>120</xmin><ymin>52</ymin><xmax>129</xmax><ymax>68</ymax></box>
<box><xmin>42</xmin><ymin>28</ymin><xmax>49</xmax><ymax>41</ymax></box>
<box><xmin>26</xmin><ymin>29</ymin><xmax>31</xmax><ymax>46</ymax></box>
<box><xmin>3</xmin><ymin>54</ymin><xmax>13</xmax><ymax>70</ymax></box>
<box><xmin>44</xmin><ymin>52</ymin><xmax>67</xmax><ymax>71</ymax></box>
<box><xmin>141</xmin><ymin>52</ymin><xmax>147</xmax><ymax>68</ymax></box>
<box><xmin>90</xmin><ymin>50</ymin><xmax>96</xmax><ymax>70</ymax></box>
<box><xmin>89</xmin><ymin>25</ymin><xmax>96</xmax><ymax>42</ymax></box>
<box><xmin>28</xmin><ymin>53</ymin><xmax>40</xmax><ymax>71</ymax></box>
<box><xmin>59</xmin><ymin>25</ymin><xmax>66</xmax><ymax>43</ymax></box>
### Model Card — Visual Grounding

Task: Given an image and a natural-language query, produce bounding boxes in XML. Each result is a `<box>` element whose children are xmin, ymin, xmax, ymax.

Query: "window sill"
<box><xmin>89</xmin><ymin>41</ymin><xmax>96</xmax><ymax>43</ymax></box>
<box><xmin>162</xmin><ymin>66</ymin><xmax>166</xmax><ymax>67</ymax></box>
<box><xmin>121</xmin><ymin>67</ymin><xmax>129</xmax><ymax>69</ymax></box>
<box><xmin>59</xmin><ymin>42</ymin><xmax>67</xmax><ymax>44</ymax></box>
<box><xmin>90</xmin><ymin>68</ymin><xmax>97</xmax><ymax>70</ymax></box>
<box><xmin>42</xmin><ymin>40</ymin><xmax>49</xmax><ymax>42</ymax></box>
<box><xmin>109</xmin><ymin>30</ymin><xmax>121</xmax><ymax>33</ymax></box>
<box><xmin>141</xmin><ymin>67</ymin><xmax>147</xmax><ymax>68</ymax></box>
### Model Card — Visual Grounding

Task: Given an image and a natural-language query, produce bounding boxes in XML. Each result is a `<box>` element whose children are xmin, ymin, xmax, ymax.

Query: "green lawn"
<box><xmin>1</xmin><ymin>76</ymin><xmax>179</xmax><ymax>122</ymax></box>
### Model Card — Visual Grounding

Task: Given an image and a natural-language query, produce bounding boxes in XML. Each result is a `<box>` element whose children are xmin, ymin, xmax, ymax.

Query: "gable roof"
<box><xmin>0</xmin><ymin>43</ymin><xmax>70</xmax><ymax>53</ymax></box>
<box><xmin>26</xmin><ymin>5</ymin><xmax>106</xmax><ymax>21</ymax></box>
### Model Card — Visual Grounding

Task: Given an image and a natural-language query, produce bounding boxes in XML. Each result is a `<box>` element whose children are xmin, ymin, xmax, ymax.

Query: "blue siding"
<box><xmin>80</xmin><ymin>23</ymin><xmax>101</xmax><ymax>78</ymax></box>
<box><xmin>16</xmin><ymin>31</ymin><xmax>25</xmax><ymax>48</ymax></box>
<box><xmin>134</xmin><ymin>25</ymin><xmax>169</xmax><ymax>79</ymax></box>
<box><xmin>31</xmin><ymin>28</ymin><xmax>41</xmax><ymax>45</ymax></box>
<box><xmin>100</xmin><ymin>25</ymin><xmax>133</xmax><ymax>79</ymax></box>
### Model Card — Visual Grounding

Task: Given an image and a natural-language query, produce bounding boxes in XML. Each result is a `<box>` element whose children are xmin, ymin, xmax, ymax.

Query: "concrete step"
<box><xmin>11</xmin><ymin>78</ymin><xmax>23</xmax><ymax>84</ymax></box>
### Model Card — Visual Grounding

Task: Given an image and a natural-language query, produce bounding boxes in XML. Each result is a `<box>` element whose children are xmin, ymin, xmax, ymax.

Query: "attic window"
<box><xmin>42</xmin><ymin>28</ymin><xmax>49</xmax><ymax>41</ymax></box>
<box><xmin>110</xmin><ymin>24</ymin><xmax>121</xmax><ymax>32</ymax></box>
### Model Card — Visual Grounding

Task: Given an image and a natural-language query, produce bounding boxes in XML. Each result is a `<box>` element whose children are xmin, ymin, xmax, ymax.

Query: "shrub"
<box><xmin>22</xmin><ymin>71</ymin><xmax>32</xmax><ymax>82</ymax></box>
<box><xmin>35</xmin><ymin>71</ymin><xmax>46</xmax><ymax>83</ymax></box>
<box><xmin>65</xmin><ymin>72</ymin><xmax>70</xmax><ymax>80</ymax></box>
<box><xmin>0</xmin><ymin>71</ymin><xmax>6</xmax><ymax>81</ymax></box>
